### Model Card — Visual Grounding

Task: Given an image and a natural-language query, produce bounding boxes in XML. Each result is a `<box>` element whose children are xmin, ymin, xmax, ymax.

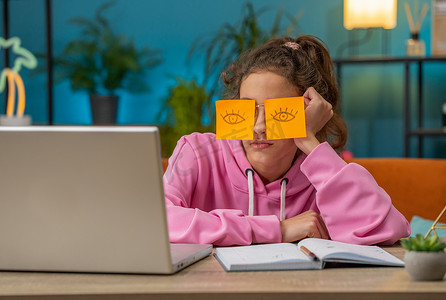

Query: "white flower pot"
<box><xmin>0</xmin><ymin>115</ymin><xmax>32</xmax><ymax>126</ymax></box>
<box><xmin>404</xmin><ymin>250</ymin><xmax>446</xmax><ymax>281</ymax></box>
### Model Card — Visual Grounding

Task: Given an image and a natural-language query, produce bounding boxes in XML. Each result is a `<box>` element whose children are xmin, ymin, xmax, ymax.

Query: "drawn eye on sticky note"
<box><xmin>216</xmin><ymin>100</ymin><xmax>255</xmax><ymax>140</ymax></box>
<box><xmin>264</xmin><ymin>97</ymin><xmax>306</xmax><ymax>140</ymax></box>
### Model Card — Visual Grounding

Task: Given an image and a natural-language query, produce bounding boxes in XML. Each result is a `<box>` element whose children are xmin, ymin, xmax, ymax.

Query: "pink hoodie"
<box><xmin>163</xmin><ymin>133</ymin><xmax>410</xmax><ymax>246</ymax></box>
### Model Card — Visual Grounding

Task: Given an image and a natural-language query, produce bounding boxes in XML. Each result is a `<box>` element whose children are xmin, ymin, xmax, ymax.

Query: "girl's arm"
<box><xmin>163</xmin><ymin>137</ymin><xmax>281</xmax><ymax>246</ymax></box>
<box><xmin>301</xmin><ymin>142</ymin><xmax>411</xmax><ymax>245</ymax></box>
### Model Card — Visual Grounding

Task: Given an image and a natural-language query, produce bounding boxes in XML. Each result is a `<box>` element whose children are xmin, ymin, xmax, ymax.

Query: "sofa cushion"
<box><xmin>410</xmin><ymin>215</ymin><xmax>446</xmax><ymax>237</ymax></box>
<box><xmin>346</xmin><ymin>158</ymin><xmax>446</xmax><ymax>222</ymax></box>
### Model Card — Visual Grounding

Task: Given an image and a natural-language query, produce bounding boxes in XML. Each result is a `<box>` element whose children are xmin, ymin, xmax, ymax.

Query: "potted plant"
<box><xmin>402</xmin><ymin>233</ymin><xmax>446</xmax><ymax>281</ymax></box>
<box><xmin>158</xmin><ymin>78</ymin><xmax>213</xmax><ymax>157</ymax></box>
<box><xmin>53</xmin><ymin>2</ymin><xmax>162</xmax><ymax>124</ymax></box>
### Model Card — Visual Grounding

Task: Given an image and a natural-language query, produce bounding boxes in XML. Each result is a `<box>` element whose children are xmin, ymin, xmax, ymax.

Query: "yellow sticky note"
<box><xmin>216</xmin><ymin>100</ymin><xmax>255</xmax><ymax>140</ymax></box>
<box><xmin>264</xmin><ymin>97</ymin><xmax>306</xmax><ymax>140</ymax></box>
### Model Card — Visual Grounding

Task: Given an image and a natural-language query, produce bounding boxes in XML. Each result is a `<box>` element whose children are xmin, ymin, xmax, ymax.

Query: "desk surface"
<box><xmin>0</xmin><ymin>244</ymin><xmax>445</xmax><ymax>300</ymax></box>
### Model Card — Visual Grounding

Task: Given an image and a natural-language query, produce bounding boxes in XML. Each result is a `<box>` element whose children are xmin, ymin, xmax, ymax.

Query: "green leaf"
<box><xmin>401</xmin><ymin>233</ymin><xmax>446</xmax><ymax>251</ymax></box>
<box><xmin>160</xmin><ymin>78</ymin><xmax>211</xmax><ymax>137</ymax></box>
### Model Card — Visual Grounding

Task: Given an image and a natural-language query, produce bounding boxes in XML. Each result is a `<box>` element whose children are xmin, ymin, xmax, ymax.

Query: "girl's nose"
<box><xmin>254</xmin><ymin>104</ymin><xmax>266</xmax><ymax>137</ymax></box>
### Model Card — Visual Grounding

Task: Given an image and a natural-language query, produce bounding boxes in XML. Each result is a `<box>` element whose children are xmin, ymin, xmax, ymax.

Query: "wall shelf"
<box><xmin>408</xmin><ymin>128</ymin><xmax>446</xmax><ymax>136</ymax></box>
<box><xmin>334</xmin><ymin>56</ymin><xmax>446</xmax><ymax>158</ymax></box>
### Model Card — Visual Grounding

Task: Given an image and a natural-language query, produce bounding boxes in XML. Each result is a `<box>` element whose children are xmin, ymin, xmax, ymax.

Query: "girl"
<box><xmin>163</xmin><ymin>35</ymin><xmax>410</xmax><ymax>246</ymax></box>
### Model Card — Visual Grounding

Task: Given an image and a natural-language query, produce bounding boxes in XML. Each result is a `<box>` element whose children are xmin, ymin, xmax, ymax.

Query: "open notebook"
<box><xmin>0</xmin><ymin>126</ymin><xmax>212</xmax><ymax>274</ymax></box>
<box><xmin>215</xmin><ymin>238</ymin><xmax>404</xmax><ymax>272</ymax></box>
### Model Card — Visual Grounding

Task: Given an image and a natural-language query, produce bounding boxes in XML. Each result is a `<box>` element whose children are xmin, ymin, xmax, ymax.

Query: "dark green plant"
<box><xmin>401</xmin><ymin>234</ymin><xmax>446</xmax><ymax>252</ymax></box>
<box><xmin>159</xmin><ymin>78</ymin><xmax>213</xmax><ymax>157</ymax></box>
<box><xmin>188</xmin><ymin>2</ymin><xmax>302</xmax><ymax>105</ymax></box>
<box><xmin>51</xmin><ymin>2</ymin><xmax>162</xmax><ymax>95</ymax></box>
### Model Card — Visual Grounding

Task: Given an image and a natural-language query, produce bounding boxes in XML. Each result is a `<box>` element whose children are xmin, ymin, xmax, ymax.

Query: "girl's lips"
<box><xmin>250</xmin><ymin>140</ymin><xmax>273</xmax><ymax>149</ymax></box>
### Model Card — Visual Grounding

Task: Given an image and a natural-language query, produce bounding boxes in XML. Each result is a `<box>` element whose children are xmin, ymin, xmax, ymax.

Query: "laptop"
<box><xmin>0</xmin><ymin>126</ymin><xmax>212</xmax><ymax>274</ymax></box>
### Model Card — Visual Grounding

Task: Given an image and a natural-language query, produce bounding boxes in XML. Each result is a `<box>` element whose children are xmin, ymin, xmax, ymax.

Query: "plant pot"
<box><xmin>0</xmin><ymin>115</ymin><xmax>32</xmax><ymax>126</ymax></box>
<box><xmin>90</xmin><ymin>94</ymin><xmax>118</xmax><ymax>125</ymax></box>
<box><xmin>404</xmin><ymin>250</ymin><xmax>446</xmax><ymax>281</ymax></box>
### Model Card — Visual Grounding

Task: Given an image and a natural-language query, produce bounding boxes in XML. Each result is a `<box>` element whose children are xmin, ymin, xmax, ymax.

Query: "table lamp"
<box><xmin>343</xmin><ymin>0</ymin><xmax>397</xmax><ymax>56</ymax></box>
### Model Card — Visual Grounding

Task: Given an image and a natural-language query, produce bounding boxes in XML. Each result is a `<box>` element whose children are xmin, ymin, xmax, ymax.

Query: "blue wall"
<box><xmin>1</xmin><ymin>0</ymin><xmax>445</xmax><ymax>158</ymax></box>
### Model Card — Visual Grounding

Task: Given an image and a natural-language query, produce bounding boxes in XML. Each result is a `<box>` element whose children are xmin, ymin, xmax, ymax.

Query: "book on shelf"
<box><xmin>214</xmin><ymin>238</ymin><xmax>404</xmax><ymax>272</ymax></box>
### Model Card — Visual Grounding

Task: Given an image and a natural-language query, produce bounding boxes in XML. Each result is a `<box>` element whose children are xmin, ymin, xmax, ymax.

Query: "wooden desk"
<box><xmin>0</xmin><ymin>244</ymin><xmax>444</xmax><ymax>300</ymax></box>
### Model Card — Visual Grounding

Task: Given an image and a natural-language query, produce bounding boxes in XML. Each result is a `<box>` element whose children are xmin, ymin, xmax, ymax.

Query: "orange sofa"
<box><xmin>345</xmin><ymin>158</ymin><xmax>446</xmax><ymax>222</ymax></box>
<box><xmin>162</xmin><ymin>158</ymin><xmax>446</xmax><ymax>223</ymax></box>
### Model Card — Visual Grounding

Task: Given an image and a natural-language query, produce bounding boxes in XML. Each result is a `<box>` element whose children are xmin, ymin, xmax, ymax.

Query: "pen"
<box><xmin>300</xmin><ymin>246</ymin><xmax>319</xmax><ymax>261</ymax></box>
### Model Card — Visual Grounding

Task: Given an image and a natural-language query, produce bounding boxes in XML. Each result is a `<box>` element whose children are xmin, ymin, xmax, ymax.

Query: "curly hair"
<box><xmin>221</xmin><ymin>35</ymin><xmax>347</xmax><ymax>151</ymax></box>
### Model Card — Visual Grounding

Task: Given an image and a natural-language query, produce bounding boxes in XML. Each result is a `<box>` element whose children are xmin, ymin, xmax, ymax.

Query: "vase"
<box><xmin>406</xmin><ymin>33</ymin><xmax>426</xmax><ymax>57</ymax></box>
<box><xmin>0</xmin><ymin>115</ymin><xmax>32</xmax><ymax>126</ymax></box>
<box><xmin>404</xmin><ymin>250</ymin><xmax>446</xmax><ymax>281</ymax></box>
<box><xmin>89</xmin><ymin>94</ymin><xmax>119</xmax><ymax>125</ymax></box>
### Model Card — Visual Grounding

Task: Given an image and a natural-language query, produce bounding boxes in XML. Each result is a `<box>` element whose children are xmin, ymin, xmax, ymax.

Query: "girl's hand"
<box><xmin>294</xmin><ymin>87</ymin><xmax>333</xmax><ymax>155</ymax></box>
<box><xmin>303</xmin><ymin>87</ymin><xmax>333</xmax><ymax>136</ymax></box>
<box><xmin>280</xmin><ymin>210</ymin><xmax>330</xmax><ymax>243</ymax></box>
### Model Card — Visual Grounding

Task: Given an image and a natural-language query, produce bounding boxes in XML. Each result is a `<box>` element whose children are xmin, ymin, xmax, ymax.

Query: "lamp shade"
<box><xmin>344</xmin><ymin>0</ymin><xmax>397</xmax><ymax>29</ymax></box>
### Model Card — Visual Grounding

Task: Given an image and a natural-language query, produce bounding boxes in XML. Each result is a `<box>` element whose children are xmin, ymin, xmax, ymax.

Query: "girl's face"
<box><xmin>240</xmin><ymin>71</ymin><xmax>300</xmax><ymax>181</ymax></box>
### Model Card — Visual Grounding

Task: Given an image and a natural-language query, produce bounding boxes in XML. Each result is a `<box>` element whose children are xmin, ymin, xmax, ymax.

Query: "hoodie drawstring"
<box><xmin>280</xmin><ymin>178</ymin><xmax>289</xmax><ymax>221</ymax></box>
<box><xmin>245</xmin><ymin>168</ymin><xmax>288</xmax><ymax>221</ymax></box>
<box><xmin>245</xmin><ymin>169</ymin><xmax>254</xmax><ymax>216</ymax></box>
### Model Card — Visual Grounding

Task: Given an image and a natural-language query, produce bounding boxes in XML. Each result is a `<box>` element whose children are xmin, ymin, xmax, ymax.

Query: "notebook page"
<box><xmin>216</xmin><ymin>243</ymin><xmax>311</xmax><ymax>265</ymax></box>
<box><xmin>298</xmin><ymin>239</ymin><xmax>404</xmax><ymax>266</ymax></box>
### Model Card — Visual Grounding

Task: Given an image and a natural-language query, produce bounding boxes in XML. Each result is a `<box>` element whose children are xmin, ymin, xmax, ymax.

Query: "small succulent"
<box><xmin>401</xmin><ymin>234</ymin><xmax>446</xmax><ymax>252</ymax></box>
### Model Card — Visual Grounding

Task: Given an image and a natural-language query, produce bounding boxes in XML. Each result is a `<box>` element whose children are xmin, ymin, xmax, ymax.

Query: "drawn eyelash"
<box><xmin>221</xmin><ymin>110</ymin><xmax>246</xmax><ymax>125</ymax></box>
<box><xmin>270</xmin><ymin>107</ymin><xmax>296</xmax><ymax>122</ymax></box>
